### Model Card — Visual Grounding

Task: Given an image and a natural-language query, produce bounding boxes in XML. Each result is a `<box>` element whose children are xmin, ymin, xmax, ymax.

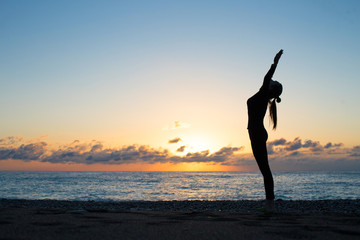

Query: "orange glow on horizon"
<box><xmin>0</xmin><ymin>159</ymin><xmax>242</xmax><ymax>171</ymax></box>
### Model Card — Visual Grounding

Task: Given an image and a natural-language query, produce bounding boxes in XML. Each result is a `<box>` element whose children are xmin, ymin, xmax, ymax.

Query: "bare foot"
<box><xmin>257</xmin><ymin>200</ymin><xmax>276</xmax><ymax>213</ymax></box>
<box><xmin>265</xmin><ymin>199</ymin><xmax>275</xmax><ymax>211</ymax></box>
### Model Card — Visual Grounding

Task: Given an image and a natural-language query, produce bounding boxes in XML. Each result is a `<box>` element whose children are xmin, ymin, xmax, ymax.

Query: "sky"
<box><xmin>1</xmin><ymin>0</ymin><xmax>359</xmax><ymax>171</ymax></box>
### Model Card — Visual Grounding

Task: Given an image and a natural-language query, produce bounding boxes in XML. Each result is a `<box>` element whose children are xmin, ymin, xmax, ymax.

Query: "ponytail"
<box><xmin>269</xmin><ymin>97</ymin><xmax>281</xmax><ymax>129</ymax></box>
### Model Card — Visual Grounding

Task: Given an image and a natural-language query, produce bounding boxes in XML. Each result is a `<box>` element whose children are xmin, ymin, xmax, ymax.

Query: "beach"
<box><xmin>1</xmin><ymin>199</ymin><xmax>359</xmax><ymax>240</ymax></box>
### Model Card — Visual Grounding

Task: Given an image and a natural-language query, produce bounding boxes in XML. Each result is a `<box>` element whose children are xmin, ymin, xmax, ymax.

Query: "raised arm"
<box><xmin>263</xmin><ymin>49</ymin><xmax>283</xmax><ymax>88</ymax></box>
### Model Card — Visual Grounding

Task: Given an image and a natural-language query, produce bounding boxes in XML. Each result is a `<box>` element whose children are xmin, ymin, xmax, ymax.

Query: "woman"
<box><xmin>247</xmin><ymin>49</ymin><xmax>283</xmax><ymax>210</ymax></box>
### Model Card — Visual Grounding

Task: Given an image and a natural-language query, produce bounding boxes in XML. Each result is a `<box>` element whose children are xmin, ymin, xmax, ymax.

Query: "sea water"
<box><xmin>0</xmin><ymin>171</ymin><xmax>359</xmax><ymax>201</ymax></box>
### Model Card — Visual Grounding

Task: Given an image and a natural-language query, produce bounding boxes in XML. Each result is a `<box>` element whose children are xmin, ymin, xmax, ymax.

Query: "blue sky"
<box><xmin>0</xmin><ymin>0</ymin><xmax>359</xmax><ymax>170</ymax></box>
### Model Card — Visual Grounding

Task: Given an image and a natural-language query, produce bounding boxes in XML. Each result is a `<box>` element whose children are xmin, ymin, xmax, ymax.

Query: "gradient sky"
<box><xmin>1</xmin><ymin>0</ymin><xmax>359</xmax><ymax>171</ymax></box>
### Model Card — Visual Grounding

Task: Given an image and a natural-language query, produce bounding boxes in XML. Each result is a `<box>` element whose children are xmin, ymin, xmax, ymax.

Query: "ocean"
<box><xmin>0</xmin><ymin>171</ymin><xmax>359</xmax><ymax>201</ymax></box>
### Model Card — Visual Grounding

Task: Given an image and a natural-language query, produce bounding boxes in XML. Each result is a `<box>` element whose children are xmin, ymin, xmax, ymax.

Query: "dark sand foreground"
<box><xmin>1</xmin><ymin>199</ymin><xmax>360</xmax><ymax>240</ymax></box>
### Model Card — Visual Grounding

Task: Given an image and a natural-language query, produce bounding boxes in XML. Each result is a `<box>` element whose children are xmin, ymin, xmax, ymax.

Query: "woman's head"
<box><xmin>269</xmin><ymin>80</ymin><xmax>283</xmax><ymax>130</ymax></box>
<box><xmin>269</xmin><ymin>80</ymin><xmax>283</xmax><ymax>100</ymax></box>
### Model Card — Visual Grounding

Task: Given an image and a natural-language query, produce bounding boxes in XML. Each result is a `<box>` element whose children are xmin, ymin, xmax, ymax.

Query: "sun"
<box><xmin>179</xmin><ymin>134</ymin><xmax>219</xmax><ymax>155</ymax></box>
<box><xmin>187</xmin><ymin>139</ymin><xmax>210</xmax><ymax>153</ymax></box>
<box><xmin>168</xmin><ymin>132</ymin><xmax>225</xmax><ymax>156</ymax></box>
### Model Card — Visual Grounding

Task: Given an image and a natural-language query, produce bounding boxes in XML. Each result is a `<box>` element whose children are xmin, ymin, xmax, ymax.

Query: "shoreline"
<box><xmin>1</xmin><ymin>198</ymin><xmax>360</xmax><ymax>214</ymax></box>
<box><xmin>1</xmin><ymin>199</ymin><xmax>360</xmax><ymax>239</ymax></box>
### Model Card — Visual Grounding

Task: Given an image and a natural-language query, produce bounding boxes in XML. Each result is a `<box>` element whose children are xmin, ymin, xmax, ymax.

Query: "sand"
<box><xmin>1</xmin><ymin>199</ymin><xmax>360</xmax><ymax>240</ymax></box>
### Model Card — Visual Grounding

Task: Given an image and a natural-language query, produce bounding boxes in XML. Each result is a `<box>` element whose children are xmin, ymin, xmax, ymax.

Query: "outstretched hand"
<box><xmin>274</xmin><ymin>49</ymin><xmax>283</xmax><ymax>64</ymax></box>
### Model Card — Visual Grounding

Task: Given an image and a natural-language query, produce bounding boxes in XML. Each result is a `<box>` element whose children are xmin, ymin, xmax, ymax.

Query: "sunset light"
<box><xmin>1</xmin><ymin>2</ymin><xmax>359</xmax><ymax>239</ymax></box>
<box><xmin>0</xmin><ymin>0</ymin><xmax>359</xmax><ymax>172</ymax></box>
<box><xmin>179</xmin><ymin>136</ymin><xmax>213</xmax><ymax>155</ymax></box>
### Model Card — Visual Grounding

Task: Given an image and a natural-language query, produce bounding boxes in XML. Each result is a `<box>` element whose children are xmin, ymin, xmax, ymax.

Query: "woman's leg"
<box><xmin>250</xmin><ymin>139</ymin><xmax>274</xmax><ymax>200</ymax></box>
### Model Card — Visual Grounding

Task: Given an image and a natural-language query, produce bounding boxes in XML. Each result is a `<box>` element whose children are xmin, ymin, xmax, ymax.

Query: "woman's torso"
<box><xmin>247</xmin><ymin>90</ymin><xmax>269</xmax><ymax>142</ymax></box>
<box><xmin>247</xmin><ymin>89</ymin><xmax>268</xmax><ymax>129</ymax></box>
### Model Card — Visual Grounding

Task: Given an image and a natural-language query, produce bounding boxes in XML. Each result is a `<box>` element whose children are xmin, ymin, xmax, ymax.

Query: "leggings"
<box><xmin>249</xmin><ymin>128</ymin><xmax>274</xmax><ymax>200</ymax></box>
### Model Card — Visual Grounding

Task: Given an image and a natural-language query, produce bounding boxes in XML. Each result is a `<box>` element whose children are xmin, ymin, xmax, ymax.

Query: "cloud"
<box><xmin>1</xmin><ymin>136</ymin><xmax>359</xmax><ymax>171</ymax></box>
<box><xmin>324</xmin><ymin>142</ymin><xmax>343</xmax><ymax>149</ymax></box>
<box><xmin>0</xmin><ymin>136</ymin><xmax>243</xmax><ymax>165</ymax></box>
<box><xmin>276</xmin><ymin>137</ymin><xmax>323</xmax><ymax>152</ymax></box>
<box><xmin>213</xmin><ymin>147</ymin><xmax>243</xmax><ymax>157</ymax></box>
<box><xmin>163</xmin><ymin>121</ymin><xmax>191</xmax><ymax>131</ymax></box>
<box><xmin>42</xmin><ymin>144</ymin><xmax>171</xmax><ymax>165</ymax></box>
<box><xmin>176</xmin><ymin>146</ymin><xmax>186</xmax><ymax>152</ymax></box>
<box><xmin>168</xmin><ymin>137</ymin><xmax>182</xmax><ymax>144</ymax></box>
<box><xmin>267</xmin><ymin>137</ymin><xmax>343</xmax><ymax>154</ymax></box>
<box><xmin>174</xmin><ymin>121</ymin><xmax>190</xmax><ymax>129</ymax></box>
<box><xmin>349</xmin><ymin>145</ymin><xmax>360</xmax><ymax>157</ymax></box>
<box><xmin>179</xmin><ymin>147</ymin><xmax>243</xmax><ymax>163</ymax></box>
<box><xmin>262</xmin><ymin>137</ymin><xmax>360</xmax><ymax>171</ymax></box>
<box><xmin>267</xmin><ymin>138</ymin><xmax>287</xmax><ymax>154</ymax></box>
<box><xmin>285</xmin><ymin>137</ymin><xmax>302</xmax><ymax>151</ymax></box>
<box><xmin>0</xmin><ymin>136</ymin><xmax>24</xmax><ymax>146</ymax></box>
<box><xmin>0</xmin><ymin>142</ymin><xmax>48</xmax><ymax>161</ymax></box>
<box><xmin>42</xmin><ymin>144</ymin><xmax>243</xmax><ymax>165</ymax></box>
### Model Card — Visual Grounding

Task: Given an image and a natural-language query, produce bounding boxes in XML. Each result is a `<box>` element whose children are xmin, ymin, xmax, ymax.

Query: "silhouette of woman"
<box><xmin>247</xmin><ymin>49</ymin><xmax>283</xmax><ymax>209</ymax></box>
